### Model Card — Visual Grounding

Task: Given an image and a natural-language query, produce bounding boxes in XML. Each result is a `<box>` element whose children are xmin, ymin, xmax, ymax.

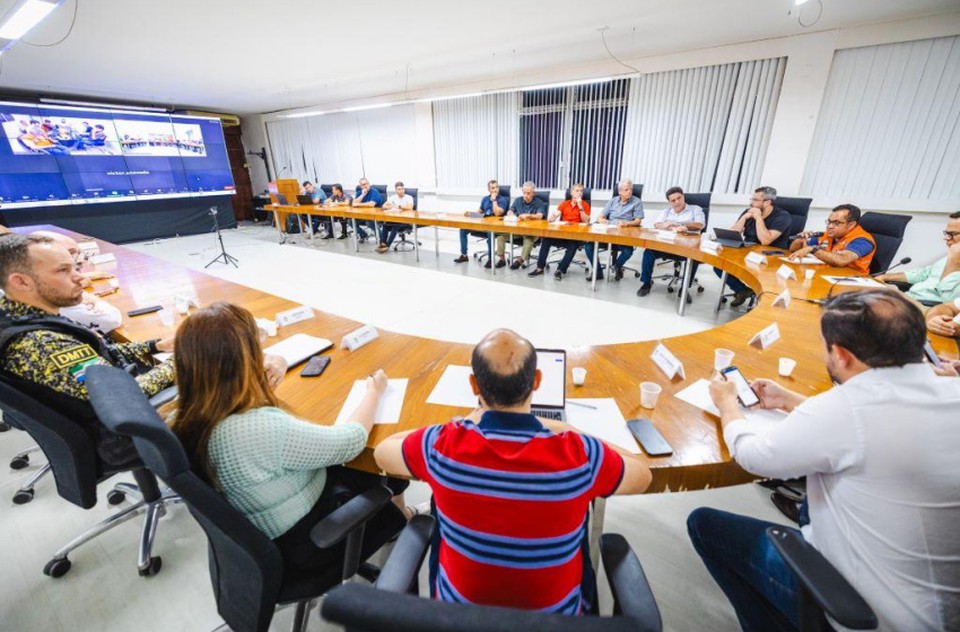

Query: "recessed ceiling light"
<box><xmin>0</xmin><ymin>0</ymin><xmax>60</xmax><ymax>41</ymax></box>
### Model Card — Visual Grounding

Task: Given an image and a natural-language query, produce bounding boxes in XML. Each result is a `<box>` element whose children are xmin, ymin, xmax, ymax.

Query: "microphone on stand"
<box><xmin>788</xmin><ymin>231</ymin><xmax>823</xmax><ymax>242</ymax></box>
<box><xmin>870</xmin><ymin>257</ymin><xmax>912</xmax><ymax>277</ymax></box>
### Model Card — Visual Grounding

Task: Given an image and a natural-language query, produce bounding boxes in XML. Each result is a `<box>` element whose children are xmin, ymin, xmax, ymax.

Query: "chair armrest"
<box><xmin>310</xmin><ymin>484</ymin><xmax>393</xmax><ymax>549</ymax></box>
<box><xmin>766</xmin><ymin>527</ymin><xmax>878</xmax><ymax>630</ymax></box>
<box><xmin>600</xmin><ymin>533</ymin><xmax>662</xmax><ymax>632</ymax></box>
<box><xmin>147</xmin><ymin>385</ymin><xmax>178</xmax><ymax>408</ymax></box>
<box><xmin>375</xmin><ymin>514</ymin><xmax>435</xmax><ymax>593</ymax></box>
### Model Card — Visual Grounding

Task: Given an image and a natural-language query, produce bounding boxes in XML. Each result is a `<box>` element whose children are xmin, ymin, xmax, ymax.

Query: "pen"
<box><xmin>567</xmin><ymin>401</ymin><xmax>597</xmax><ymax>410</ymax></box>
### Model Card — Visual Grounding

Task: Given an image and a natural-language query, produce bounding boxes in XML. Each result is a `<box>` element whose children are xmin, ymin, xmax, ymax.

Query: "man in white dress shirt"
<box><xmin>689</xmin><ymin>289</ymin><xmax>960</xmax><ymax>631</ymax></box>
<box><xmin>637</xmin><ymin>186</ymin><xmax>705</xmax><ymax>298</ymax></box>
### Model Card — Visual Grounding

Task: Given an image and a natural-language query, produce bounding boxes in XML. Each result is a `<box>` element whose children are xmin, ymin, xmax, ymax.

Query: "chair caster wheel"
<box><xmin>634</xmin><ymin>272</ymin><xmax>641</xmax><ymax>278</ymax></box>
<box><xmin>138</xmin><ymin>556</ymin><xmax>162</xmax><ymax>577</ymax></box>
<box><xmin>10</xmin><ymin>455</ymin><xmax>29</xmax><ymax>469</ymax></box>
<box><xmin>0</xmin><ymin>422</ymin><xmax>10</xmax><ymax>432</ymax></box>
<box><xmin>720</xmin><ymin>297</ymin><xmax>728</xmax><ymax>304</ymax></box>
<box><xmin>697</xmin><ymin>287</ymin><xmax>705</xmax><ymax>294</ymax></box>
<box><xmin>667</xmin><ymin>287</ymin><xmax>675</xmax><ymax>294</ymax></box>
<box><xmin>107</xmin><ymin>490</ymin><xmax>126</xmax><ymax>505</ymax></box>
<box><xmin>13</xmin><ymin>489</ymin><xmax>35</xmax><ymax>504</ymax></box>
<box><xmin>44</xmin><ymin>557</ymin><xmax>71</xmax><ymax>578</ymax></box>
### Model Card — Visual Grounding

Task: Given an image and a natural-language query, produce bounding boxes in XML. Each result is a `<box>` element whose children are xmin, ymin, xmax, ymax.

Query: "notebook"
<box><xmin>263</xmin><ymin>333</ymin><xmax>333</xmax><ymax>367</ymax></box>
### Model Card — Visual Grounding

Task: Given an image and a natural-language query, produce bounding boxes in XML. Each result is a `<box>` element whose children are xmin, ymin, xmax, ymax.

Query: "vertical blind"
<box><xmin>432</xmin><ymin>93</ymin><xmax>518</xmax><ymax>189</ymax></box>
<box><xmin>801</xmin><ymin>35</ymin><xmax>960</xmax><ymax>200</ymax></box>
<box><xmin>266</xmin><ymin>104</ymin><xmax>417</xmax><ymax>187</ymax></box>
<box><xmin>620</xmin><ymin>57</ymin><xmax>785</xmax><ymax>197</ymax></box>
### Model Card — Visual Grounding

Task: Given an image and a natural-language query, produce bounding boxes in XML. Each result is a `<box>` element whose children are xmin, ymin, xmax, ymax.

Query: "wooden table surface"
<box><xmin>20</xmin><ymin>219</ymin><xmax>958</xmax><ymax>493</ymax></box>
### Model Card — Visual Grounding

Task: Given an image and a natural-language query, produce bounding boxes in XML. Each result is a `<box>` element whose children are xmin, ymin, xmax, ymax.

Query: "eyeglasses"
<box><xmin>825</xmin><ymin>219</ymin><xmax>849</xmax><ymax>227</ymax></box>
<box><xmin>944</xmin><ymin>230</ymin><xmax>960</xmax><ymax>239</ymax></box>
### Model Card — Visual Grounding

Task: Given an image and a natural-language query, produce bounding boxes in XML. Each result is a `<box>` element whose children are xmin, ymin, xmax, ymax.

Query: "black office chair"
<box><xmin>766</xmin><ymin>527</ymin><xmax>878</xmax><ymax>631</ymax></box>
<box><xmin>565</xmin><ymin>187</ymin><xmax>593</xmax><ymax>204</ymax></box>
<box><xmin>322</xmin><ymin>518</ymin><xmax>663</xmax><ymax>632</ymax></box>
<box><xmin>541</xmin><ymin>187</ymin><xmax>595</xmax><ymax>271</ymax></box>
<box><xmin>86</xmin><ymin>365</ymin><xmax>400</xmax><ymax>632</ymax></box>
<box><xmin>3</xmin><ymin>409</ymin><xmax>52</xmax><ymax>504</ymax></box>
<box><xmin>0</xmin><ymin>372</ymin><xmax>179</xmax><ymax>578</ymax></box>
<box><xmin>632</xmin><ymin>183</ymin><xmax>644</xmax><ymax>200</ymax></box>
<box><xmin>858</xmin><ymin>211</ymin><xmax>912</xmax><ymax>275</ymax></box>
<box><xmin>778</xmin><ymin>196</ymin><xmax>813</xmax><ymax>242</ymax></box>
<box><xmin>474</xmin><ymin>186</ymin><xmax>513</xmax><ymax>265</ymax></box>
<box><xmin>582</xmin><ymin>183</ymin><xmax>645</xmax><ymax>280</ymax></box>
<box><xmin>657</xmin><ymin>193</ymin><xmax>712</xmax><ymax>302</ymax></box>
<box><xmin>393</xmin><ymin>187</ymin><xmax>420</xmax><ymax>252</ymax></box>
<box><xmin>320</xmin><ymin>184</ymin><xmax>334</xmax><ymax>198</ymax></box>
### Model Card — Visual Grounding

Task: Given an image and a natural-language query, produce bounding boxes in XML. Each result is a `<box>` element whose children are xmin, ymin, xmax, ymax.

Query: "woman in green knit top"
<box><xmin>169</xmin><ymin>302</ymin><xmax>407</xmax><ymax>572</ymax></box>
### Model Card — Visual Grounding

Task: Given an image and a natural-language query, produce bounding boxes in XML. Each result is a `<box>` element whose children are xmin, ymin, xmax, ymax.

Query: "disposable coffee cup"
<box><xmin>714</xmin><ymin>349</ymin><xmax>734</xmax><ymax>371</ymax></box>
<box><xmin>640</xmin><ymin>382</ymin><xmax>662</xmax><ymax>409</ymax></box>
<box><xmin>572</xmin><ymin>367</ymin><xmax>587</xmax><ymax>386</ymax></box>
<box><xmin>779</xmin><ymin>357</ymin><xmax>797</xmax><ymax>377</ymax></box>
<box><xmin>804</xmin><ymin>269</ymin><xmax>815</xmax><ymax>281</ymax></box>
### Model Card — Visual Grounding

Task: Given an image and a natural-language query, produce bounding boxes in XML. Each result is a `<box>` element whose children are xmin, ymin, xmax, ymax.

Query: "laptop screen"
<box><xmin>532</xmin><ymin>349</ymin><xmax>566</xmax><ymax>409</ymax></box>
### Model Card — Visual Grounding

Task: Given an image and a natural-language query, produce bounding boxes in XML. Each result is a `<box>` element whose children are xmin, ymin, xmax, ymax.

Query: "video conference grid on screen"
<box><xmin>0</xmin><ymin>101</ymin><xmax>236</xmax><ymax>208</ymax></box>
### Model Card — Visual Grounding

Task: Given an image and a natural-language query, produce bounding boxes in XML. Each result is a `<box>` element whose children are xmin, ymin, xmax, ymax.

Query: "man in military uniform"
<box><xmin>0</xmin><ymin>234</ymin><xmax>174</xmax><ymax>464</ymax></box>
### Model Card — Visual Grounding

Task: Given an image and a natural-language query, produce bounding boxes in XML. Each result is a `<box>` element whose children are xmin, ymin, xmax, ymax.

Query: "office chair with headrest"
<box><xmin>656</xmin><ymin>193</ymin><xmax>712</xmax><ymax>302</ymax></box>
<box><xmin>540</xmin><ymin>187</ymin><xmax>594</xmax><ymax>272</ymax></box>
<box><xmin>322</xmin><ymin>518</ymin><xmax>663</xmax><ymax>632</ymax></box>
<box><xmin>86</xmin><ymin>365</ymin><xmax>401</xmax><ymax>632</ymax></box>
<box><xmin>777</xmin><ymin>196</ymin><xmax>812</xmax><ymax>241</ymax></box>
<box><xmin>581</xmin><ymin>183</ymin><xmax>645</xmax><ymax>280</ymax></box>
<box><xmin>632</xmin><ymin>183</ymin><xmax>644</xmax><ymax>200</ymax></box>
<box><xmin>565</xmin><ymin>187</ymin><xmax>593</xmax><ymax>204</ymax></box>
<box><xmin>857</xmin><ymin>212</ymin><xmax>912</xmax><ymax>275</ymax></box>
<box><xmin>766</xmin><ymin>527</ymin><xmax>878</xmax><ymax>631</ymax></box>
<box><xmin>0</xmin><ymin>372</ymin><xmax>179</xmax><ymax>578</ymax></box>
<box><xmin>393</xmin><ymin>187</ymin><xmax>420</xmax><ymax>252</ymax></box>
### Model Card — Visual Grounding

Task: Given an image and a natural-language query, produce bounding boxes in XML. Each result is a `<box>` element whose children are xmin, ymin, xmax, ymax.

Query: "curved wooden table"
<box><xmin>26</xmin><ymin>217</ymin><xmax>957</xmax><ymax>493</ymax></box>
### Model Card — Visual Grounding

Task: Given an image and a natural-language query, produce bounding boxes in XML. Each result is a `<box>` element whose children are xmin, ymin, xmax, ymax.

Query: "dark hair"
<box><xmin>832</xmin><ymin>204</ymin><xmax>861</xmax><ymax>223</ymax></box>
<box><xmin>471</xmin><ymin>339</ymin><xmax>537</xmax><ymax>408</ymax></box>
<box><xmin>0</xmin><ymin>234</ymin><xmax>50</xmax><ymax>290</ymax></box>
<box><xmin>302</xmin><ymin>180</ymin><xmax>312</xmax><ymax>187</ymax></box>
<box><xmin>665</xmin><ymin>186</ymin><xmax>684</xmax><ymax>199</ymax></box>
<box><xmin>332</xmin><ymin>183</ymin><xmax>343</xmax><ymax>193</ymax></box>
<box><xmin>820</xmin><ymin>290</ymin><xmax>925</xmax><ymax>368</ymax></box>
<box><xmin>950</xmin><ymin>211</ymin><xmax>960</xmax><ymax>219</ymax></box>
<box><xmin>395</xmin><ymin>181</ymin><xmax>404</xmax><ymax>188</ymax></box>
<box><xmin>487</xmin><ymin>179</ymin><xmax>498</xmax><ymax>188</ymax></box>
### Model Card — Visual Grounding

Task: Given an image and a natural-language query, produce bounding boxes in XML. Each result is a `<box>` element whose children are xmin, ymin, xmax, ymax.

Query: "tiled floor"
<box><xmin>1</xmin><ymin>223</ymin><xmax>787</xmax><ymax>631</ymax></box>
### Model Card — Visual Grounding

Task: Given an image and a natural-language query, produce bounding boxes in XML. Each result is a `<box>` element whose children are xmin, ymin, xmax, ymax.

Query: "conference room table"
<box><xmin>18</xmin><ymin>223</ymin><xmax>958</xmax><ymax>496</ymax></box>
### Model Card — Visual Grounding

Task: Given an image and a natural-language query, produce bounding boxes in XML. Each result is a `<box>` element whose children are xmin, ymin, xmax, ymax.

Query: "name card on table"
<box><xmin>651</xmin><ymin>342</ymin><xmax>686</xmax><ymax>380</ymax></box>
<box><xmin>655</xmin><ymin>229</ymin><xmax>677</xmax><ymax>242</ymax></box>
<box><xmin>342</xmin><ymin>324</ymin><xmax>379</xmax><ymax>352</ymax></box>
<box><xmin>77</xmin><ymin>240</ymin><xmax>100</xmax><ymax>258</ymax></box>
<box><xmin>90</xmin><ymin>252</ymin><xmax>116</xmax><ymax>265</ymax></box>
<box><xmin>275</xmin><ymin>305</ymin><xmax>315</xmax><ymax>327</ymax></box>
<box><xmin>749</xmin><ymin>323</ymin><xmax>781</xmax><ymax>349</ymax></box>
<box><xmin>772</xmin><ymin>289</ymin><xmax>791</xmax><ymax>309</ymax></box>
<box><xmin>745</xmin><ymin>252</ymin><xmax>767</xmax><ymax>266</ymax></box>
<box><xmin>776</xmin><ymin>264</ymin><xmax>797</xmax><ymax>281</ymax></box>
<box><xmin>589</xmin><ymin>223</ymin><xmax>614</xmax><ymax>233</ymax></box>
<box><xmin>700</xmin><ymin>240</ymin><xmax>720</xmax><ymax>255</ymax></box>
<box><xmin>503</xmin><ymin>215</ymin><xmax>518</xmax><ymax>224</ymax></box>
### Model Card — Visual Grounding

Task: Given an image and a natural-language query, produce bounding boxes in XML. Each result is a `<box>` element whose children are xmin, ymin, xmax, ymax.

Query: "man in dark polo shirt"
<box><xmin>714</xmin><ymin>185</ymin><xmax>792</xmax><ymax>307</ymax></box>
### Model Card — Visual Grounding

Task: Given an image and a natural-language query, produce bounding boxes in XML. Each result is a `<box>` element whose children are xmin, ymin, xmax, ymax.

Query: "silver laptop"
<box><xmin>713</xmin><ymin>227</ymin><xmax>757</xmax><ymax>248</ymax></box>
<box><xmin>531</xmin><ymin>348</ymin><xmax>567</xmax><ymax>421</ymax></box>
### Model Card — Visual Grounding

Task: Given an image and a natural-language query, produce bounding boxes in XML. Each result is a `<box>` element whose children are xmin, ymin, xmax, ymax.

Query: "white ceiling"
<box><xmin>0</xmin><ymin>0</ymin><xmax>956</xmax><ymax>115</ymax></box>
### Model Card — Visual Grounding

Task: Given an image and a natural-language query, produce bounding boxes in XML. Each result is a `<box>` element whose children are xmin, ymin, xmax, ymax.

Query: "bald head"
<box><xmin>30</xmin><ymin>230</ymin><xmax>78</xmax><ymax>259</ymax></box>
<box><xmin>471</xmin><ymin>329</ymin><xmax>538</xmax><ymax>409</ymax></box>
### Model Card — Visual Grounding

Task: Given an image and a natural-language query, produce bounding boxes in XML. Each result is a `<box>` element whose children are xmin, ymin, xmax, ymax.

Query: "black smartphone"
<box><xmin>719</xmin><ymin>366</ymin><xmax>761</xmax><ymax>408</ymax></box>
<box><xmin>923</xmin><ymin>341</ymin><xmax>943</xmax><ymax>369</ymax></box>
<box><xmin>761</xmin><ymin>249</ymin><xmax>784</xmax><ymax>255</ymax></box>
<box><xmin>626</xmin><ymin>418</ymin><xmax>673</xmax><ymax>456</ymax></box>
<box><xmin>127</xmin><ymin>305</ymin><xmax>163</xmax><ymax>317</ymax></box>
<box><xmin>300</xmin><ymin>355</ymin><xmax>331</xmax><ymax>377</ymax></box>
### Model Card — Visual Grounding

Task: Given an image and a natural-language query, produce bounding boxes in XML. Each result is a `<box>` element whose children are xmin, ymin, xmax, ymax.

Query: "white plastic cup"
<box><xmin>572</xmin><ymin>367</ymin><xmax>587</xmax><ymax>386</ymax></box>
<box><xmin>262</xmin><ymin>319</ymin><xmax>278</xmax><ymax>337</ymax></box>
<box><xmin>158</xmin><ymin>309</ymin><xmax>175</xmax><ymax>327</ymax></box>
<box><xmin>804</xmin><ymin>269</ymin><xmax>815</xmax><ymax>281</ymax></box>
<box><xmin>714</xmin><ymin>349</ymin><xmax>735</xmax><ymax>371</ymax></box>
<box><xmin>779</xmin><ymin>357</ymin><xmax>797</xmax><ymax>377</ymax></box>
<box><xmin>175</xmin><ymin>298</ymin><xmax>190</xmax><ymax>315</ymax></box>
<box><xmin>640</xmin><ymin>382</ymin><xmax>662</xmax><ymax>409</ymax></box>
<box><xmin>108</xmin><ymin>278</ymin><xmax>120</xmax><ymax>289</ymax></box>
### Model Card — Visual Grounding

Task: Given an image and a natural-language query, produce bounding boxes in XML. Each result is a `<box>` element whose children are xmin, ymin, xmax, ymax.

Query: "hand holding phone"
<box><xmin>719</xmin><ymin>366</ymin><xmax>761</xmax><ymax>407</ymax></box>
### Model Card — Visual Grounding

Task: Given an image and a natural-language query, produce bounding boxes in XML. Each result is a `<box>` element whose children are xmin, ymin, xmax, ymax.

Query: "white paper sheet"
<box><xmin>821</xmin><ymin>276</ymin><xmax>885</xmax><ymax>288</ymax></box>
<box><xmin>674</xmin><ymin>379</ymin><xmax>787</xmax><ymax>423</ymax></box>
<box><xmin>426</xmin><ymin>365</ymin><xmax>478</xmax><ymax>408</ymax></box>
<box><xmin>779</xmin><ymin>255</ymin><xmax>823</xmax><ymax>265</ymax></box>
<box><xmin>565</xmin><ymin>398</ymin><xmax>640</xmax><ymax>454</ymax></box>
<box><xmin>335</xmin><ymin>379</ymin><xmax>408</xmax><ymax>425</ymax></box>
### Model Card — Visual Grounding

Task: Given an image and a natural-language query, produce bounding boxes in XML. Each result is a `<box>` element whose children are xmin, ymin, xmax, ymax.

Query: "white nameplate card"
<box><xmin>745</xmin><ymin>252</ymin><xmax>767</xmax><ymax>266</ymax></box>
<box><xmin>655</xmin><ymin>229</ymin><xmax>676</xmax><ymax>242</ymax></box>
<box><xmin>77</xmin><ymin>240</ymin><xmax>100</xmax><ymax>257</ymax></box>
<box><xmin>90</xmin><ymin>252</ymin><xmax>116</xmax><ymax>265</ymax></box>
<box><xmin>275</xmin><ymin>305</ymin><xmax>315</xmax><ymax>327</ymax></box>
<box><xmin>342</xmin><ymin>324</ymin><xmax>379</xmax><ymax>352</ymax></box>
<box><xmin>700</xmin><ymin>240</ymin><xmax>720</xmax><ymax>254</ymax></box>
<box><xmin>776</xmin><ymin>264</ymin><xmax>797</xmax><ymax>281</ymax></box>
<box><xmin>749</xmin><ymin>323</ymin><xmax>781</xmax><ymax>349</ymax></box>
<box><xmin>651</xmin><ymin>342</ymin><xmax>685</xmax><ymax>380</ymax></box>
<box><xmin>772</xmin><ymin>289</ymin><xmax>791</xmax><ymax>308</ymax></box>
<box><xmin>589</xmin><ymin>223</ymin><xmax>614</xmax><ymax>232</ymax></box>
<box><xmin>503</xmin><ymin>214</ymin><xmax>518</xmax><ymax>224</ymax></box>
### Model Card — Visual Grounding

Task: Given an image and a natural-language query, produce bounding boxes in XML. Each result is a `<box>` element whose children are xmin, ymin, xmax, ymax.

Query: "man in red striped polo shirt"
<box><xmin>375</xmin><ymin>329</ymin><xmax>651</xmax><ymax>614</ymax></box>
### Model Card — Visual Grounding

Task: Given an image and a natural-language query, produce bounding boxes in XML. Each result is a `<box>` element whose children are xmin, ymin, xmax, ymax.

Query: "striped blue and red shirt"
<box><xmin>402</xmin><ymin>410</ymin><xmax>625</xmax><ymax>614</ymax></box>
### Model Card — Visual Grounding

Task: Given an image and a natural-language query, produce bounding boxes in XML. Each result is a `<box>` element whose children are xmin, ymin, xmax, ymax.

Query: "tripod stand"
<box><xmin>205</xmin><ymin>207</ymin><xmax>239</xmax><ymax>268</ymax></box>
